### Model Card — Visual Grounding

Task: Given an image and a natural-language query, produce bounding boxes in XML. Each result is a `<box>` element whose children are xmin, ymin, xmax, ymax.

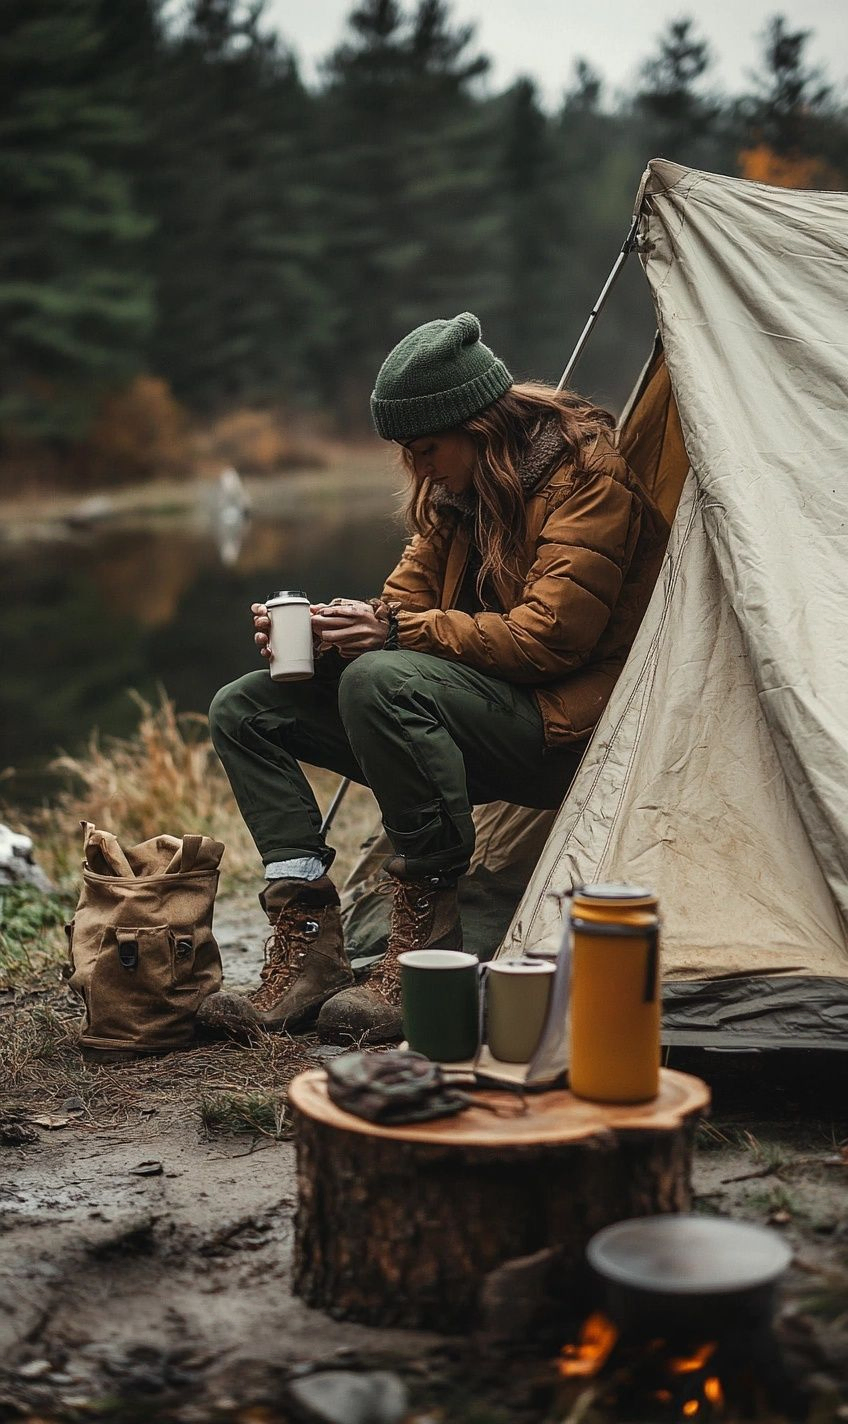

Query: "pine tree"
<box><xmin>0</xmin><ymin>0</ymin><xmax>154</xmax><ymax>441</ymax></box>
<box><xmin>316</xmin><ymin>0</ymin><xmax>498</xmax><ymax>426</ymax></box>
<box><xmin>149</xmin><ymin>0</ymin><xmax>319</xmax><ymax>410</ymax></box>
<box><xmin>493</xmin><ymin>78</ymin><xmax>566</xmax><ymax>381</ymax></box>
<box><xmin>563</xmin><ymin>60</ymin><xmax>602</xmax><ymax>117</ymax></box>
<box><xmin>741</xmin><ymin>16</ymin><xmax>831</xmax><ymax>155</ymax></box>
<box><xmin>635</xmin><ymin>18</ymin><xmax>722</xmax><ymax>167</ymax></box>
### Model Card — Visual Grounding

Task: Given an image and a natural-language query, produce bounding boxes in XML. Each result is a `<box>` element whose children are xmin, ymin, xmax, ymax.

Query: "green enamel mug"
<box><xmin>399</xmin><ymin>949</ymin><xmax>480</xmax><ymax>1062</ymax></box>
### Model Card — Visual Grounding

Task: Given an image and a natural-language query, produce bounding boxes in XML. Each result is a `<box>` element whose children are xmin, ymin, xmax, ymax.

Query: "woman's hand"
<box><xmin>251</xmin><ymin>602</ymin><xmax>272</xmax><ymax>660</ymax></box>
<box><xmin>311</xmin><ymin>599</ymin><xmax>388</xmax><ymax>658</ymax></box>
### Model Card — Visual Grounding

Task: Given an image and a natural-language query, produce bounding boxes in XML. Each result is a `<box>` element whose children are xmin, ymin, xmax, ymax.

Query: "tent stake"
<box><xmin>321</xmin><ymin>211</ymin><xmax>640</xmax><ymax>838</ymax></box>
<box><xmin>556</xmin><ymin>214</ymin><xmax>640</xmax><ymax>392</ymax></box>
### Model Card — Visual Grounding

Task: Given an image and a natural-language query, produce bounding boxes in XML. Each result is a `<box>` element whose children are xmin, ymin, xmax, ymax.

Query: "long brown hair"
<box><xmin>400</xmin><ymin>381</ymin><xmax>615</xmax><ymax>606</ymax></box>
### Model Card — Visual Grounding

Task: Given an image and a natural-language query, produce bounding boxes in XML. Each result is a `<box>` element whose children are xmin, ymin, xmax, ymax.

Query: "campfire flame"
<box><xmin>558</xmin><ymin>1312</ymin><xmax>618</xmax><ymax>1377</ymax></box>
<box><xmin>667</xmin><ymin>1342</ymin><xmax>725</xmax><ymax>1416</ymax></box>
<box><xmin>559</xmin><ymin>1317</ymin><xmax>727</xmax><ymax>1418</ymax></box>
<box><xmin>676</xmin><ymin>1376</ymin><xmax>724</xmax><ymax>1416</ymax></box>
<box><xmin>669</xmin><ymin>1341</ymin><xmax>717</xmax><ymax>1373</ymax></box>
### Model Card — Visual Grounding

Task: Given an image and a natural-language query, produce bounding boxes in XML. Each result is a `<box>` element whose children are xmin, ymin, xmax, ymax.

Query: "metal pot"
<box><xmin>587</xmin><ymin>1215</ymin><xmax>792</xmax><ymax>1339</ymax></box>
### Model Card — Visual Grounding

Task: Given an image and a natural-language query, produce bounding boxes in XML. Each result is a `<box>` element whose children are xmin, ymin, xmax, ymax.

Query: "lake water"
<box><xmin>1</xmin><ymin>467</ymin><xmax>402</xmax><ymax>805</ymax></box>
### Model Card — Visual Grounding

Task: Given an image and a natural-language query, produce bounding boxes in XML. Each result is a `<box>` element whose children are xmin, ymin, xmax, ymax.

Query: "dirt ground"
<box><xmin>1</xmin><ymin>889</ymin><xmax>847</xmax><ymax>1423</ymax></box>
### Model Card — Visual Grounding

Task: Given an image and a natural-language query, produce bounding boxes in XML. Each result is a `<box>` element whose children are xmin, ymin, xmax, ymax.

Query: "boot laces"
<box><xmin>250</xmin><ymin>905</ymin><xmax>322</xmax><ymax>1011</ymax></box>
<box><xmin>368</xmin><ymin>875</ymin><xmax>443</xmax><ymax>1005</ymax></box>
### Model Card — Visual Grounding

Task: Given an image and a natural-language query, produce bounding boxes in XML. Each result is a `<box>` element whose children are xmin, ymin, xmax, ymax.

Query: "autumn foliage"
<box><xmin>80</xmin><ymin>377</ymin><xmax>190</xmax><ymax>488</ymax></box>
<box><xmin>738</xmin><ymin>144</ymin><xmax>843</xmax><ymax>191</ymax></box>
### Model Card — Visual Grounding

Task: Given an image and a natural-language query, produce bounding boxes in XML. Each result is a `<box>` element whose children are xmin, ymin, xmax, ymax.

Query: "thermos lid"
<box><xmin>266</xmin><ymin>589</ymin><xmax>309</xmax><ymax>605</ymax></box>
<box><xmin>576</xmin><ymin>883</ymin><xmax>654</xmax><ymax>903</ymax></box>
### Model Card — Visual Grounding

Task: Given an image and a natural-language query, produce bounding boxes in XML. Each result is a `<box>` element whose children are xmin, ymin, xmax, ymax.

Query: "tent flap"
<box><xmin>639</xmin><ymin>159</ymin><xmax>848</xmax><ymax>927</ymax></box>
<box><xmin>502</xmin><ymin>162</ymin><xmax>848</xmax><ymax>1049</ymax></box>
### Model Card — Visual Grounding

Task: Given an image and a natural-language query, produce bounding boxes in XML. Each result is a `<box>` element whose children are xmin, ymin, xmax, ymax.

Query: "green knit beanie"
<box><xmin>370</xmin><ymin>312</ymin><xmax>513</xmax><ymax>442</ymax></box>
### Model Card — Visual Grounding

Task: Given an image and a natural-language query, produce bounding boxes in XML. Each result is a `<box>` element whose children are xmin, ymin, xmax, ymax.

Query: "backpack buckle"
<box><xmin>117</xmin><ymin>934</ymin><xmax>139</xmax><ymax>970</ymax></box>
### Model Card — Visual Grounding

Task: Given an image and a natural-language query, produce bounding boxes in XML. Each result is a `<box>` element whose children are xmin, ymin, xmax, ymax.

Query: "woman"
<box><xmin>209</xmin><ymin>312</ymin><xmax>666</xmax><ymax>1044</ymax></box>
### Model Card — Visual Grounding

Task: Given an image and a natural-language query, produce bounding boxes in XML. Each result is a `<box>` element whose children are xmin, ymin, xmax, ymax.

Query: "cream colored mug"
<box><xmin>485</xmin><ymin>959</ymin><xmax>556</xmax><ymax>1063</ymax></box>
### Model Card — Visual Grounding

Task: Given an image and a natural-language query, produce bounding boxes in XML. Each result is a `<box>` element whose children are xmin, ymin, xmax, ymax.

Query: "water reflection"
<box><xmin>211</xmin><ymin>467</ymin><xmax>252</xmax><ymax>567</ymax></box>
<box><xmin>1</xmin><ymin>473</ymin><xmax>401</xmax><ymax>803</ymax></box>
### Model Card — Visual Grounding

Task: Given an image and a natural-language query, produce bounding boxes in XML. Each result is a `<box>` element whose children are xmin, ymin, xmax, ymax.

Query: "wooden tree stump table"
<box><xmin>289</xmin><ymin>1067</ymin><xmax>710</xmax><ymax>1330</ymax></box>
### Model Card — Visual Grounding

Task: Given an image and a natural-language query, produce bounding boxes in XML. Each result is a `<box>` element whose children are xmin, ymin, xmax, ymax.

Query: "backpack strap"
<box><xmin>178</xmin><ymin>834</ymin><xmax>204</xmax><ymax>873</ymax></box>
<box><xmin>81</xmin><ymin>820</ymin><xmax>135</xmax><ymax>877</ymax></box>
<box><xmin>164</xmin><ymin>834</ymin><xmax>225</xmax><ymax>873</ymax></box>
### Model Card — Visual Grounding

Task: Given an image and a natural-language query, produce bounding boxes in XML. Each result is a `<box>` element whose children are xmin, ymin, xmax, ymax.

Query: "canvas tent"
<box><xmin>343</xmin><ymin>158</ymin><xmax>848</xmax><ymax>1052</ymax></box>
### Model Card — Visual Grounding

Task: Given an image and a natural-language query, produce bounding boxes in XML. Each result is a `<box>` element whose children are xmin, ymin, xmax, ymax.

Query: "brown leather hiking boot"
<box><xmin>316</xmin><ymin>860</ymin><xmax>462</xmax><ymax>1046</ymax></box>
<box><xmin>251</xmin><ymin>875</ymin><xmax>353</xmax><ymax>1031</ymax></box>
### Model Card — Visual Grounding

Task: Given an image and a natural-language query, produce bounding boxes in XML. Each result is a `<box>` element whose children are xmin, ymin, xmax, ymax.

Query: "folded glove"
<box><xmin>325</xmin><ymin>1049</ymin><xmax>470</xmax><ymax>1125</ymax></box>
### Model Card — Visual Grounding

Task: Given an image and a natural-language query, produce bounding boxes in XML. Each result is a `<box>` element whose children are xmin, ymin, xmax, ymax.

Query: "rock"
<box><xmin>288</xmin><ymin>1370</ymin><xmax>408</xmax><ymax>1424</ymax></box>
<box><xmin>0</xmin><ymin>1112</ymin><xmax>38</xmax><ymax>1147</ymax></box>
<box><xmin>0</xmin><ymin>823</ymin><xmax>54</xmax><ymax>892</ymax></box>
<box><xmin>64</xmin><ymin>494</ymin><xmax>114</xmax><ymax>529</ymax></box>
<box><xmin>195</xmin><ymin>990</ymin><xmax>263</xmax><ymax>1045</ymax></box>
<box><xmin>478</xmin><ymin>1246</ymin><xmax>564</xmax><ymax>1343</ymax></box>
<box><xmin>18</xmin><ymin>1359</ymin><xmax>52</xmax><ymax>1378</ymax></box>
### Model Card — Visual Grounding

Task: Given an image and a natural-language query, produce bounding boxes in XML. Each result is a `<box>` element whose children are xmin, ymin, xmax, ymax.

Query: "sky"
<box><xmin>266</xmin><ymin>0</ymin><xmax>848</xmax><ymax>108</ymax></box>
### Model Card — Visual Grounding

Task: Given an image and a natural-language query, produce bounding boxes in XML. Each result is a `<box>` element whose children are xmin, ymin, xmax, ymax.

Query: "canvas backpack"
<box><xmin>66</xmin><ymin>821</ymin><xmax>224</xmax><ymax>1055</ymax></box>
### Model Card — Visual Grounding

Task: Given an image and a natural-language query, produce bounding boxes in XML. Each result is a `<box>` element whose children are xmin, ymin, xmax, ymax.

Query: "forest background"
<box><xmin>2</xmin><ymin>0</ymin><xmax>847</xmax><ymax>496</ymax></box>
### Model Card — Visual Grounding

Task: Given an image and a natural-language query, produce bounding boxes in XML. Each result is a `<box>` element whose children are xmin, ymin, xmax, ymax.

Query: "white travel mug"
<box><xmin>266</xmin><ymin>589</ymin><xmax>314</xmax><ymax>682</ymax></box>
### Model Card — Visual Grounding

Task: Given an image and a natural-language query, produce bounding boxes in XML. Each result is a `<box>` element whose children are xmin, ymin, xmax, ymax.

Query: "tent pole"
<box><xmin>320</xmin><ymin>212</ymin><xmax>640</xmax><ymax>839</ymax></box>
<box><xmin>320</xmin><ymin>775</ymin><xmax>351</xmax><ymax>836</ymax></box>
<box><xmin>555</xmin><ymin>214</ymin><xmax>640</xmax><ymax>392</ymax></box>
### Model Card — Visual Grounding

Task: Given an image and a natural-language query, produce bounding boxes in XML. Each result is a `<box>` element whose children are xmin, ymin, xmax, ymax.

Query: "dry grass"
<box><xmin>0</xmin><ymin>687</ymin><xmax>377</xmax><ymax>1118</ymax></box>
<box><xmin>34</xmin><ymin>689</ymin><xmax>258</xmax><ymax>890</ymax></box>
<box><xmin>20</xmin><ymin>688</ymin><xmax>376</xmax><ymax>896</ymax></box>
<box><xmin>0</xmin><ymin>1001</ymin><xmax>78</xmax><ymax>1086</ymax></box>
<box><xmin>0</xmin><ymin>987</ymin><xmax>313</xmax><ymax>1126</ymax></box>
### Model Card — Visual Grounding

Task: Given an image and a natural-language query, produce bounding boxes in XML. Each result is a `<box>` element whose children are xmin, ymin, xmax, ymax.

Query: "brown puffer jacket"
<box><xmin>381</xmin><ymin>430</ymin><xmax>669</xmax><ymax>747</ymax></box>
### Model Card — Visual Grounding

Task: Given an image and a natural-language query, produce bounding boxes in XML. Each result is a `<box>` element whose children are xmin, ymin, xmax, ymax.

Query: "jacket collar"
<box><xmin>517</xmin><ymin>414</ymin><xmax>569</xmax><ymax>494</ymax></box>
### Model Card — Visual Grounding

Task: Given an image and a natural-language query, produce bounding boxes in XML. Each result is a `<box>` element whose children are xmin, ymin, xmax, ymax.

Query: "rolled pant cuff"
<box><xmin>262</xmin><ymin>845</ymin><xmax>335</xmax><ymax>871</ymax></box>
<box><xmin>392</xmin><ymin>850</ymin><xmax>469</xmax><ymax>883</ymax></box>
<box><xmin>382</xmin><ymin>800</ymin><xmax>473</xmax><ymax>884</ymax></box>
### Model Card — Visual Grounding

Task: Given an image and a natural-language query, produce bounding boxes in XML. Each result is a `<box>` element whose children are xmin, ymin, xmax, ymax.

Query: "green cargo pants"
<box><xmin>209</xmin><ymin>649</ymin><xmax>583</xmax><ymax>881</ymax></box>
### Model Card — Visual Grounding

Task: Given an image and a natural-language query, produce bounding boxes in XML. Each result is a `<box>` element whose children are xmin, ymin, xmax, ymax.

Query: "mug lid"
<box><xmin>266</xmin><ymin>589</ymin><xmax>308</xmax><ymax>604</ymax></box>
<box><xmin>487</xmin><ymin>959</ymin><xmax>555</xmax><ymax>973</ymax></box>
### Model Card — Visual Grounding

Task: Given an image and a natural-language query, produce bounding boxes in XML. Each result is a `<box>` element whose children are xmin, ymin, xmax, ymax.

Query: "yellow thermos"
<box><xmin>568</xmin><ymin>883</ymin><xmax>660</xmax><ymax>1104</ymax></box>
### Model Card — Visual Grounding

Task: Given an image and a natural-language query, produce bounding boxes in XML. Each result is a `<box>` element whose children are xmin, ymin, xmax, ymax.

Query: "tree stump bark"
<box><xmin>289</xmin><ymin>1067</ymin><xmax>710</xmax><ymax>1331</ymax></box>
